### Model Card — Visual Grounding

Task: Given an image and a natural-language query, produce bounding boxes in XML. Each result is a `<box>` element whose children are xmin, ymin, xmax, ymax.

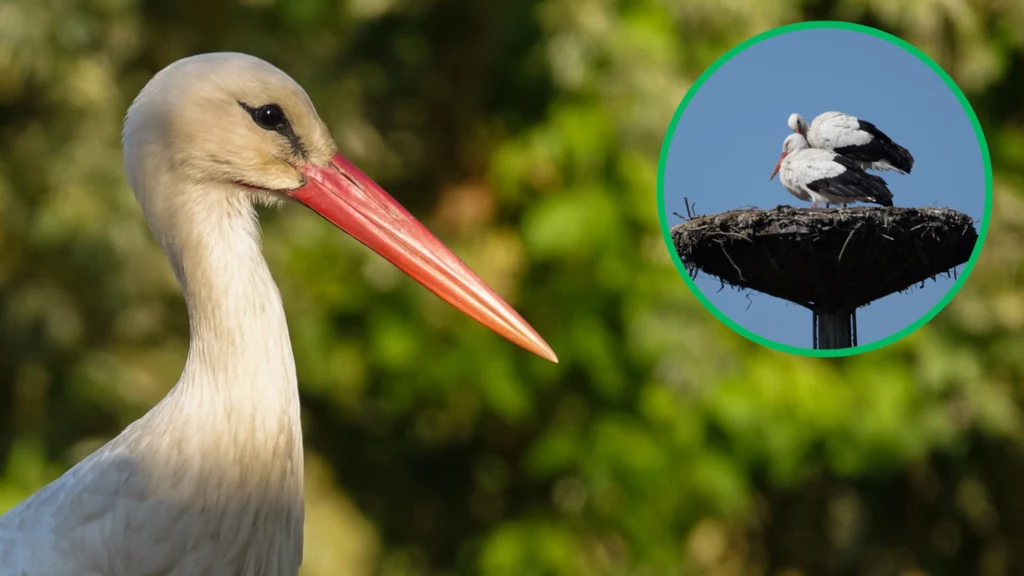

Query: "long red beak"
<box><xmin>769</xmin><ymin>152</ymin><xmax>787</xmax><ymax>181</ymax></box>
<box><xmin>290</xmin><ymin>153</ymin><xmax>557</xmax><ymax>363</ymax></box>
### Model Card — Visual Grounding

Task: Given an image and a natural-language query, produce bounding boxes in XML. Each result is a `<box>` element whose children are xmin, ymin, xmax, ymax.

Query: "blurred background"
<box><xmin>0</xmin><ymin>0</ymin><xmax>1022</xmax><ymax>575</ymax></box>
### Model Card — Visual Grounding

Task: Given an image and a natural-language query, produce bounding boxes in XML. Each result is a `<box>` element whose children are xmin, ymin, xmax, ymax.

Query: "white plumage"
<box><xmin>770</xmin><ymin>134</ymin><xmax>814</xmax><ymax>205</ymax></box>
<box><xmin>788</xmin><ymin>111</ymin><xmax>914</xmax><ymax>174</ymax></box>
<box><xmin>770</xmin><ymin>133</ymin><xmax>894</xmax><ymax>208</ymax></box>
<box><xmin>0</xmin><ymin>53</ymin><xmax>555</xmax><ymax>576</ymax></box>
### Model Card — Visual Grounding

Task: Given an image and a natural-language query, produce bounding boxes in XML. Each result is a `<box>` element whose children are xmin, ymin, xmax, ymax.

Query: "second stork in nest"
<box><xmin>788</xmin><ymin>111</ymin><xmax>914</xmax><ymax>175</ymax></box>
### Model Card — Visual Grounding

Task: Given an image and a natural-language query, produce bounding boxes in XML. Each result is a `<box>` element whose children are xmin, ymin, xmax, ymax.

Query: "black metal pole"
<box><xmin>813</xmin><ymin>309</ymin><xmax>855</xmax><ymax>349</ymax></box>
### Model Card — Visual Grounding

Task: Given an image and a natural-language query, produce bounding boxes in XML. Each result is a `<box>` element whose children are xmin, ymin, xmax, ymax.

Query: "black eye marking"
<box><xmin>237</xmin><ymin>101</ymin><xmax>307</xmax><ymax>159</ymax></box>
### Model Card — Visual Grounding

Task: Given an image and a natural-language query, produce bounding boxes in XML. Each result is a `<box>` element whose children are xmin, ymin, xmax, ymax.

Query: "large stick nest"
<box><xmin>671</xmin><ymin>206</ymin><xmax>978</xmax><ymax>311</ymax></box>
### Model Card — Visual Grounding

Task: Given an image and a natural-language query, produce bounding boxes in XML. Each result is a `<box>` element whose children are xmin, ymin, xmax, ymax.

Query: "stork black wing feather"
<box><xmin>832</xmin><ymin>118</ymin><xmax>915</xmax><ymax>174</ymax></box>
<box><xmin>806</xmin><ymin>158</ymin><xmax>894</xmax><ymax>206</ymax></box>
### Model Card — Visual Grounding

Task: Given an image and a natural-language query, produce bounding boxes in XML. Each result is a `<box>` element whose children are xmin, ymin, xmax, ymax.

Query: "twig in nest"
<box><xmin>684</xmin><ymin>197</ymin><xmax>699</xmax><ymax>218</ymax></box>
<box><xmin>718</xmin><ymin>241</ymin><xmax>746</xmax><ymax>282</ymax></box>
<box><xmin>838</xmin><ymin>222</ymin><xmax>863</xmax><ymax>264</ymax></box>
<box><xmin>721</xmin><ymin>232</ymin><xmax>755</xmax><ymax>243</ymax></box>
<box><xmin>761</xmin><ymin>246</ymin><xmax>782</xmax><ymax>273</ymax></box>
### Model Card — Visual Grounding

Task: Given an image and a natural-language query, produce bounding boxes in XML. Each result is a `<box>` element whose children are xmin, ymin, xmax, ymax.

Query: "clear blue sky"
<box><xmin>663</xmin><ymin>28</ymin><xmax>986</xmax><ymax>349</ymax></box>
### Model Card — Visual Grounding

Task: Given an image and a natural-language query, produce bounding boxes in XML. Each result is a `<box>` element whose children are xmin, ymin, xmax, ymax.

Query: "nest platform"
<box><xmin>671</xmin><ymin>206</ymin><xmax>978</xmax><ymax>346</ymax></box>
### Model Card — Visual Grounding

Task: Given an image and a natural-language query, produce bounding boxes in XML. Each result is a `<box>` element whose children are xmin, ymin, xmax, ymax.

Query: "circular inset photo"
<box><xmin>658</xmin><ymin>22</ymin><xmax>990</xmax><ymax>356</ymax></box>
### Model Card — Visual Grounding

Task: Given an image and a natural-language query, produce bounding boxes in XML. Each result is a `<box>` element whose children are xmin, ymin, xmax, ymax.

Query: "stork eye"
<box><xmin>250</xmin><ymin>104</ymin><xmax>287</xmax><ymax>130</ymax></box>
<box><xmin>237</xmin><ymin>100</ymin><xmax>306</xmax><ymax>158</ymax></box>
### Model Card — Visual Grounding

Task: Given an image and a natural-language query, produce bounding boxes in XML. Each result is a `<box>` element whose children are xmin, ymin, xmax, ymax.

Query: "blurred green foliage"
<box><xmin>2</xmin><ymin>0</ymin><xmax>1024</xmax><ymax>574</ymax></box>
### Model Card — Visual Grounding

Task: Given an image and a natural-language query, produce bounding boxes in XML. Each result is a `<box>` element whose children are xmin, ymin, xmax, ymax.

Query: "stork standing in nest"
<box><xmin>789</xmin><ymin>111</ymin><xmax>914</xmax><ymax>175</ymax></box>
<box><xmin>0</xmin><ymin>53</ymin><xmax>557</xmax><ymax>576</ymax></box>
<box><xmin>771</xmin><ymin>133</ymin><xmax>895</xmax><ymax>209</ymax></box>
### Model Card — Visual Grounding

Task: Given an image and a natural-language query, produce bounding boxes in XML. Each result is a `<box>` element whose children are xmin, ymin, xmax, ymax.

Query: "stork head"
<box><xmin>124</xmin><ymin>53</ymin><xmax>335</xmax><ymax>207</ymax></box>
<box><xmin>770</xmin><ymin>133</ymin><xmax>809</xmax><ymax>181</ymax></box>
<box><xmin>123</xmin><ymin>53</ymin><xmax>557</xmax><ymax>363</ymax></box>
<box><xmin>787</xmin><ymin>113</ymin><xmax>808</xmax><ymax>136</ymax></box>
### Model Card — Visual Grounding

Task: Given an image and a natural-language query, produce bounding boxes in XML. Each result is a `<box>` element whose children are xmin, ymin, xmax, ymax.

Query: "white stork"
<box><xmin>788</xmin><ymin>111</ymin><xmax>914</xmax><ymax>174</ymax></box>
<box><xmin>770</xmin><ymin>133</ymin><xmax>894</xmax><ymax>208</ymax></box>
<box><xmin>0</xmin><ymin>53</ymin><xmax>557</xmax><ymax>575</ymax></box>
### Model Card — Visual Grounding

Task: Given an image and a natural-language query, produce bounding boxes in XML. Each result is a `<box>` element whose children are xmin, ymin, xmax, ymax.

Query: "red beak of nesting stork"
<box><xmin>291</xmin><ymin>153</ymin><xmax>558</xmax><ymax>363</ymax></box>
<box><xmin>770</xmin><ymin>151</ymin><xmax>788</xmax><ymax>181</ymax></box>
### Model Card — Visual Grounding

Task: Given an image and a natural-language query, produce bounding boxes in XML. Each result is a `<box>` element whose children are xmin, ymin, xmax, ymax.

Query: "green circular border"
<box><xmin>656</xmin><ymin>21</ymin><xmax>993</xmax><ymax>358</ymax></box>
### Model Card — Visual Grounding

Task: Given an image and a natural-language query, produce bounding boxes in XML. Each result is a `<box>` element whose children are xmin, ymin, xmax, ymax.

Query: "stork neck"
<box><xmin>127</xmin><ymin>184</ymin><xmax>305</xmax><ymax>570</ymax></box>
<box><xmin>166</xmin><ymin>187</ymin><xmax>299</xmax><ymax>406</ymax></box>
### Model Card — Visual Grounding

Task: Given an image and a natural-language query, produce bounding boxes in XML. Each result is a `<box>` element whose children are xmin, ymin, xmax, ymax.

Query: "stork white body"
<box><xmin>771</xmin><ymin>134</ymin><xmax>894</xmax><ymax>208</ymax></box>
<box><xmin>788</xmin><ymin>111</ymin><xmax>915</xmax><ymax>174</ymax></box>
<box><xmin>0</xmin><ymin>53</ymin><xmax>555</xmax><ymax>576</ymax></box>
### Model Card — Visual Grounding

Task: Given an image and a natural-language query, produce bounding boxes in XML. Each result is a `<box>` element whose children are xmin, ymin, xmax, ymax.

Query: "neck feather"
<box><xmin>113</xmin><ymin>179</ymin><xmax>306</xmax><ymax>573</ymax></box>
<box><xmin>148</xmin><ymin>182</ymin><xmax>301</xmax><ymax>427</ymax></box>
